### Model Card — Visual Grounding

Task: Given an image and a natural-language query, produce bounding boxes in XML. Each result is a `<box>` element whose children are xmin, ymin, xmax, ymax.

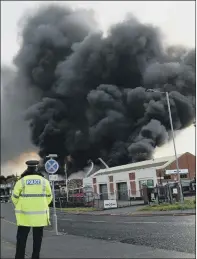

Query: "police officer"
<box><xmin>12</xmin><ymin>160</ymin><xmax>52</xmax><ymax>259</ymax></box>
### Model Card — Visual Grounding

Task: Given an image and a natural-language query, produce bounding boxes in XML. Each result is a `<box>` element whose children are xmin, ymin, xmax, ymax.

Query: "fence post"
<box><xmin>59</xmin><ymin>198</ymin><xmax>62</xmax><ymax>211</ymax></box>
<box><xmin>129</xmin><ymin>190</ymin><xmax>131</xmax><ymax>206</ymax></box>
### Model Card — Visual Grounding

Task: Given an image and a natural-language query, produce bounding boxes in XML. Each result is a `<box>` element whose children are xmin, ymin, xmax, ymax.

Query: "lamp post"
<box><xmin>147</xmin><ymin>89</ymin><xmax>184</xmax><ymax>203</ymax></box>
<box><xmin>85</xmin><ymin>158</ymin><xmax>109</xmax><ymax>177</ymax></box>
<box><xmin>86</xmin><ymin>160</ymin><xmax>94</xmax><ymax>177</ymax></box>
<box><xmin>98</xmin><ymin>157</ymin><xmax>109</xmax><ymax>168</ymax></box>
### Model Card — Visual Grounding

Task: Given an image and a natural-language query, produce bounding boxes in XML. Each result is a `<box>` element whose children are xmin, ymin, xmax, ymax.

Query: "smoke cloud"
<box><xmin>2</xmin><ymin>4</ymin><xmax>195</xmax><ymax>176</ymax></box>
<box><xmin>1</xmin><ymin>66</ymin><xmax>38</xmax><ymax>164</ymax></box>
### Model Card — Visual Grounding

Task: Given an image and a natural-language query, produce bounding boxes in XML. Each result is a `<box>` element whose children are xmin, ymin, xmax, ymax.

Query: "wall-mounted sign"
<box><xmin>165</xmin><ymin>169</ymin><xmax>188</xmax><ymax>175</ymax></box>
<box><xmin>104</xmin><ymin>200</ymin><xmax>117</xmax><ymax>209</ymax></box>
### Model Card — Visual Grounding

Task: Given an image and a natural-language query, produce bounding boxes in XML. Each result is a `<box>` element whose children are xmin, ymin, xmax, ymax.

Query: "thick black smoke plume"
<box><xmin>4</xmin><ymin>4</ymin><xmax>196</xmax><ymax>175</ymax></box>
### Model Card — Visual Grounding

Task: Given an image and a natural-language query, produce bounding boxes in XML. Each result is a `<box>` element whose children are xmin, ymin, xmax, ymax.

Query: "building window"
<box><xmin>164</xmin><ymin>175</ymin><xmax>171</xmax><ymax>180</ymax></box>
<box><xmin>109</xmin><ymin>176</ymin><xmax>113</xmax><ymax>182</ymax></box>
<box><xmin>180</xmin><ymin>174</ymin><xmax>188</xmax><ymax>179</ymax></box>
<box><xmin>139</xmin><ymin>179</ymin><xmax>154</xmax><ymax>189</ymax></box>
<box><xmin>147</xmin><ymin>179</ymin><xmax>154</xmax><ymax>187</ymax></box>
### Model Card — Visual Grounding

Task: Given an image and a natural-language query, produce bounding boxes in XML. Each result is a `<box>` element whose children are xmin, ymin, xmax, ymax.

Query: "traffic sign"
<box><xmin>49</xmin><ymin>175</ymin><xmax>59</xmax><ymax>181</ymax></box>
<box><xmin>45</xmin><ymin>159</ymin><xmax>59</xmax><ymax>174</ymax></box>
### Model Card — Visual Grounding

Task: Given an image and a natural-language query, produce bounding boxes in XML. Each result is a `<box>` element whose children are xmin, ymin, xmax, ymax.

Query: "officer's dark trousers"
<box><xmin>15</xmin><ymin>226</ymin><xmax>44</xmax><ymax>259</ymax></box>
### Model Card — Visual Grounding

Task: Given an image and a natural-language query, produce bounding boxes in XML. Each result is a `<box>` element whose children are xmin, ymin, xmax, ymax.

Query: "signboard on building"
<box><xmin>165</xmin><ymin>169</ymin><xmax>188</xmax><ymax>175</ymax></box>
<box><xmin>173</xmin><ymin>188</ymin><xmax>178</xmax><ymax>194</ymax></box>
<box><xmin>104</xmin><ymin>200</ymin><xmax>117</xmax><ymax>209</ymax></box>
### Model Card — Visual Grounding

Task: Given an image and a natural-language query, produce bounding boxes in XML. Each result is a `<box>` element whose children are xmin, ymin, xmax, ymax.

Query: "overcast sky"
<box><xmin>1</xmin><ymin>1</ymin><xmax>195</xmax><ymax>65</ymax></box>
<box><xmin>1</xmin><ymin>1</ymin><xmax>195</xmax><ymax>174</ymax></box>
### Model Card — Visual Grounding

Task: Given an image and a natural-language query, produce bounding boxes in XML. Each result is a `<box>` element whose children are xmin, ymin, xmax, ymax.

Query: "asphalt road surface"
<box><xmin>1</xmin><ymin>203</ymin><xmax>195</xmax><ymax>256</ymax></box>
<box><xmin>54</xmin><ymin>210</ymin><xmax>195</xmax><ymax>254</ymax></box>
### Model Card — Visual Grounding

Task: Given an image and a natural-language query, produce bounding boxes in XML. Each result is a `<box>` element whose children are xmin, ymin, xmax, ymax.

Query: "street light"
<box><xmin>147</xmin><ymin>89</ymin><xmax>184</xmax><ymax>203</ymax></box>
<box><xmin>86</xmin><ymin>160</ymin><xmax>94</xmax><ymax>177</ymax></box>
<box><xmin>85</xmin><ymin>158</ymin><xmax>109</xmax><ymax>177</ymax></box>
<box><xmin>97</xmin><ymin>157</ymin><xmax>109</xmax><ymax>168</ymax></box>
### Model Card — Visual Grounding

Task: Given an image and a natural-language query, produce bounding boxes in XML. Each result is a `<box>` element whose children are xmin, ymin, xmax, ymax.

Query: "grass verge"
<box><xmin>138</xmin><ymin>199</ymin><xmax>196</xmax><ymax>212</ymax></box>
<box><xmin>59</xmin><ymin>207</ymin><xmax>99</xmax><ymax>213</ymax></box>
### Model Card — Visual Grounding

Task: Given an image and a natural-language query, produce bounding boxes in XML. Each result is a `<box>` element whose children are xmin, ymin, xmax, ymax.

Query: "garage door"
<box><xmin>117</xmin><ymin>182</ymin><xmax>128</xmax><ymax>201</ymax></box>
<box><xmin>99</xmin><ymin>184</ymin><xmax>108</xmax><ymax>200</ymax></box>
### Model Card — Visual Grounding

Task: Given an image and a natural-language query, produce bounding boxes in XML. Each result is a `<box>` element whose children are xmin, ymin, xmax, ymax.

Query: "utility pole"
<box><xmin>165</xmin><ymin>92</ymin><xmax>184</xmax><ymax>203</ymax></box>
<box><xmin>147</xmin><ymin>89</ymin><xmax>184</xmax><ymax>203</ymax></box>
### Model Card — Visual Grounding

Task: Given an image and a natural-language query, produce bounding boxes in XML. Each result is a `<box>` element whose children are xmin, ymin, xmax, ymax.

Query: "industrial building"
<box><xmin>83</xmin><ymin>152</ymin><xmax>196</xmax><ymax>200</ymax></box>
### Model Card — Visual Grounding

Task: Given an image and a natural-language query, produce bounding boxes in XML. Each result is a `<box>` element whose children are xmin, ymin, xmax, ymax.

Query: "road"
<box><xmin>54</xmin><ymin>209</ymin><xmax>195</xmax><ymax>254</ymax></box>
<box><xmin>1</xmin><ymin>203</ymin><xmax>195</xmax><ymax>257</ymax></box>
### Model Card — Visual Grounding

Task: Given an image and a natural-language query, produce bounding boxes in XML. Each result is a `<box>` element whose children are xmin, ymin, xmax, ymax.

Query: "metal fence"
<box><xmin>93</xmin><ymin>190</ymin><xmax>144</xmax><ymax>209</ymax></box>
<box><xmin>51</xmin><ymin>189</ymin><xmax>144</xmax><ymax>209</ymax></box>
<box><xmin>148</xmin><ymin>183</ymin><xmax>196</xmax><ymax>204</ymax></box>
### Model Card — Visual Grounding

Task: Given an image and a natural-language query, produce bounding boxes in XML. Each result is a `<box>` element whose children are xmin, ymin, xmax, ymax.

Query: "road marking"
<box><xmin>59</xmin><ymin>218</ymin><xmax>74</xmax><ymax>221</ymax></box>
<box><xmin>58</xmin><ymin>219</ymin><xmax>157</xmax><ymax>224</ymax></box>
<box><xmin>59</xmin><ymin>218</ymin><xmax>107</xmax><ymax>223</ymax></box>
<box><xmin>2</xmin><ymin>218</ymin><xmax>16</xmax><ymax>225</ymax></box>
<box><xmin>90</xmin><ymin>220</ymin><xmax>107</xmax><ymax>223</ymax></box>
<box><xmin>123</xmin><ymin>221</ymin><xmax>157</xmax><ymax>224</ymax></box>
<box><xmin>1</xmin><ymin>238</ymin><xmax>31</xmax><ymax>258</ymax></box>
<box><xmin>1</xmin><ymin>218</ymin><xmax>54</xmax><ymax>233</ymax></box>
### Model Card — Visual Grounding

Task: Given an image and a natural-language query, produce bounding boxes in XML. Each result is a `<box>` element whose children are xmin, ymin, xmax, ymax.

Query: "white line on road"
<box><xmin>90</xmin><ymin>220</ymin><xmax>107</xmax><ymax>223</ymax></box>
<box><xmin>59</xmin><ymin>218</ymin><xmax>74</xmax><ymax>221</ymax></box>
<box><xmin>123</xmin><ymin>222</ymin><xmax>157</xmax><ymax>224</ymax></box>
<box><xmin>59</xmin><ymin>218</ymin><xmax>158</xmax><ymax>224</ymax></box>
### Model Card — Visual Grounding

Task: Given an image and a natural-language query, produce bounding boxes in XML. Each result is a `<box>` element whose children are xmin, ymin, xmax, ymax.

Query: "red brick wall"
<box><xmin>156</xmin><ymin>152</ymin><xmax>196</xmax><ymax>182</ymax></box>
<box><xmin>129</xmin><ymin>172</ymin><xmax>136</xmax><ymax>195</ymax></box>
<box><xmin>93</xmin><ymin>178</ymin><xmax>97</xmax><ymax>193</ymax></box>
<box><xmin>165</xmin><ymin>152</ymin><xmax>196</xmax><ymax>179</ymax></box>
<box><xmin>108</xmin><ymin>175</ymin><xmax>114</xmax><ymax>193</ymax></box>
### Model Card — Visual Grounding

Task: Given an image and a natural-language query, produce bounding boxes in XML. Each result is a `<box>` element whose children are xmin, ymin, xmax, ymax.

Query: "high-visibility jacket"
<box><xmin>11</xmin><ymin>174</ymin><xmax>52</xmax><ymax>227</ymax></box>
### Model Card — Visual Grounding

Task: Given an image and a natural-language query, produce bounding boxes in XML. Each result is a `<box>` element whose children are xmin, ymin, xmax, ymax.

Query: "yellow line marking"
<box><xmin>1</xmin><ymin>239</ymin><xmax>16</xmax><ymax>248</ymax></box>
<box><xmin>1</xmin><ymin>238</ymin><xmax>31</xmax><ymax>258</ymax></box>
<box><xmin>1</xmin><ymin>218</ymin><xmax>54</xmax><ymax>233</ymax></box>
<box><xmin>2</xmin><ymin>218</ymin><xmax>16</xmax><ymax>225</ymax></box>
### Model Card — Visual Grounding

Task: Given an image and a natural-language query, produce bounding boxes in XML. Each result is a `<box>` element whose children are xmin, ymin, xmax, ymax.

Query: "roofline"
<box><xmin>93</xmin><ymin>153</ymin><xmax>190</xmax><ymax>177</ymax></box>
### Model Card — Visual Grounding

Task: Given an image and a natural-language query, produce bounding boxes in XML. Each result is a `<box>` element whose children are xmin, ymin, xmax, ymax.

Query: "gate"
<box><xmin>117</xmin><ymin>182</ymin><xmax>128</xmax><ymax>200</ymax></box>
<box><xmin>99</xmin><ymin>184</ymin><xmax>108</xmax><ymax>200</ymax></box>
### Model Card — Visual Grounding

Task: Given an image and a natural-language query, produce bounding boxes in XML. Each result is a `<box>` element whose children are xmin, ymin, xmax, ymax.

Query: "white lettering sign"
<box><xmin>104</xmin><ymin>200</ymin><xmax>117</xmax><ymax>209</ymax></box>
<box><xmin>165</xmin><ymin>169</ymin><xmax>188</xmax><ymax>175</ymax></box>
<box><xmin>49</xmin><ymin>175</ymin><xmax>58</xmax><ymax>182</ymax></box>
<box><xmin>173</xmin><ymin>188</ymin><xmax>178</xmax><ymax>194</ymax></box>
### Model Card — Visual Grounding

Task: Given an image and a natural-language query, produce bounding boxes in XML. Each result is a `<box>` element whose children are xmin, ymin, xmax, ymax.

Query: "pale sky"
<box><xmin>1</xmin><ymin>1</ymin><xmax>196</xmax><ymax>175</ymax></box>
<box><xmin>1</xmin><ymin>1</ymin><xmax>195</xmax><ymax>65</ymax></box>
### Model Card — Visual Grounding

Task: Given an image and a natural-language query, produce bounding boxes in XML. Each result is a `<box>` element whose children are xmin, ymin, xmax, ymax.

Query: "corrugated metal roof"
<box><xmin>94</xmin><ymin>154</ymin><xmax>182</xmax><ymax>176</ymax></box>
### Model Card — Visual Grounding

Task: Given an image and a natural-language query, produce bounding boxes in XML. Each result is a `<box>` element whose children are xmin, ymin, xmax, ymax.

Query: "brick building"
<box><xmin>83</xmin><ymin>152</ymin><xmax>196</xmax><ymax>200</ymax></box>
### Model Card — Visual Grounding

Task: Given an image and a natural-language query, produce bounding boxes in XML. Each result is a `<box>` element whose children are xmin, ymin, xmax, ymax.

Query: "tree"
<box><xmin>6</xmin><ymin>174</ymin><xmax>17</xmax><ymax>183</ymax></box>
<box><xmin>0</xmin><ymin>176</ymin><xmax>6</xmax><ymax>184</ymax></box>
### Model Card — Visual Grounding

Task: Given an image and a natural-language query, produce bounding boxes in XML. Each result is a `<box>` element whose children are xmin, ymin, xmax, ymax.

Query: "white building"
<box><xmin>83</xmin><ymin>153</ymin><xmax>195</xmax><ymax>201</ymax></box>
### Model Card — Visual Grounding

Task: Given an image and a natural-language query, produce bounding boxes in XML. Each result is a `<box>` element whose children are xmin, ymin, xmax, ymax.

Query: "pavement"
<box><xmin>1</xmin><ymin>203</ymin><xmax>196</xmax><ymax>258</ymax></box>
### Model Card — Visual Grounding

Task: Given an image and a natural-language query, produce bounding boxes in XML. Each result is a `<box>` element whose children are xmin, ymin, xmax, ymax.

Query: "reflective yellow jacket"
<box><xmin>11</xmin><ymin>174</ymin><xmax>52</xmax><ymax>227</ymax></box>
